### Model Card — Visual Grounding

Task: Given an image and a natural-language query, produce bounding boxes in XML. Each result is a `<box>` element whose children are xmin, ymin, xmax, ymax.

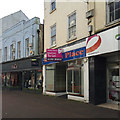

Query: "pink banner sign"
<box><xmin>47</xmin><ymin>49</ymin><xmax>62</xmax><ymax>61</ymax></box>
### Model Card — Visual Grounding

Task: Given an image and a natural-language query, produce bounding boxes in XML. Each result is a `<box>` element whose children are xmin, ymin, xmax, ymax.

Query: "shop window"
<box><xmin>24</xmin><ymin>71</ymin><xmax>35</xmax><ymax>89</ymax></box>
<box><xmin>68</xmin><ymin>12</ymin><xmax>76</xmax><ymax>40</ymax></box>
<box><xmin>36</xmin><ymin>72</ymin><xmax>43</xmax><ymax>90</ymax></box>
<box><xmin>107</xmin><ymin>0</ymin><xmax>120</xmax><ymax>24</ymax></box>
<box><xmin>51</xmin><ymin>24</ymin><xmax>56</xmax><ymax>47</ymax></box>
<box><xmin>46</xmin><ymin>64</ymin><xmax>56</xmax><ymax>91</ymax></box>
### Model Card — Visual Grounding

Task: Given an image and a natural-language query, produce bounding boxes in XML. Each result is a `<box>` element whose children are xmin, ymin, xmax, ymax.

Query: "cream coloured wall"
<box><xmin>87</xmin><ymin>1</ymin><xmax>106</xmax><ymax>34</ymax></box>
<box><xmin>44</xmin><ymin>2</ymin><xmax>88</xmax><ymax>52</ymax></box>
<box><xmin>94</xmin><ymin>2</ymin><xmax>106</xmax><ymax>32</ymax></box>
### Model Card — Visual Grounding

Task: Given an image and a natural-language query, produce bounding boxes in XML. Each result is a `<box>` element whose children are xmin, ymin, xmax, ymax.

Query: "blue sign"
<box><xmin>62</xmin><ymin>47</ymin><xmax>86</xmax><ymax>62</ymax></box>
<box><xmin>43</xmin><ymin>47</ymin><xmax>86</xmax><ymax>65</ymax></box>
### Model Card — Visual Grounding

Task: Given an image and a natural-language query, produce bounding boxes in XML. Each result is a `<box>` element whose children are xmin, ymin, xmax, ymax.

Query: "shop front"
<box><xmin>87</xmin><ymin>25</ymin><xmax>120</xmax><ymax>105</ymax></box>
<box><xmin>43</xmin><ymin>45</ymin><xmax>89</xmax><ymax>102</ymax></box>
<box><xmin>2</xmin><ymin>56</ymin><xmax>43</xmax><ymax>92</ymax></box>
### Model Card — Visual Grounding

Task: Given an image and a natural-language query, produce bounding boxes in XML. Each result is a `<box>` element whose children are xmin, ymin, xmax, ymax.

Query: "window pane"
<box><xmin>51</xmin><ymin>1</ymin><xmax>56</xmax><ymax>11</ymax></box>
<box><xmin>110</xmin><ymin>12</ymin><xmax>114</xmax><ymax>22</ymax></box>
<box><xmin>68</xmin><ymin>12</ymin><xmax>76</xmax><ymax>39</ymax></box>
<box><xmin>74</xmin><ymin>70</ymin><xmax>80</xmax><ymax>93</ymax></box>
<box><xmin>115</xmin><ymin>10</ymin><xmax>119</xmax><ymax>19</ymax></box>
<box><xmin>67</xmin><ymin>70</ymin><xmax>72</xmax><ymax>92</ymax></box>
<box><xmin>109</xmin><ymin>2</ymin><xmax>114</xmax><ymax>12</ymax></box>
<box><xmin>115</xmin><ymin>1</ymin><xmax>119</xmax><ymax>9</ymax></box>
<box><xmin>51</xmin><ymin>25</ymin><xmax>56</xmax><ymax>45</ymax></box>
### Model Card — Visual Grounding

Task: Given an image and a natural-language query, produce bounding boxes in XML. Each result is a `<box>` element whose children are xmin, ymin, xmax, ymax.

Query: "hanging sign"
<box><xmin>47</xmin><ymin>49</ymin><xmax>62</xmax><ymax>61</ymax></box>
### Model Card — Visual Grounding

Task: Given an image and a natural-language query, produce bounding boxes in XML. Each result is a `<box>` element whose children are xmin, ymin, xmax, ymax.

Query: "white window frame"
<box><xmin>50</xmin><ymin>24</ymin><xmax>56</xmax><ymax>47</ymax></box>
<box><xmin>25</xmin><ymin>38</ymin><xmax>29</xmax><ymax>57</ymax></box>
<box><xmin>4</xmin><ymin>47</ymin><xmax>7</xmax><ymax>61</ymax></box>
<box><xmin>106</xmin><ymin>0</ymin><xmax>120</xmax><ymax>24</ymax></box>
<box><xmin>68</xmin><ymin>11</ymin><xmax>77</xmax><ymax>41</ymax></box>
<box><xmin>10</xmin><ymin>44</ymin><xmax>15</xmax><ymax>60</ymax></box>
<box><xmin>0</xmin><ymin>49</ymin><xmax>2</xmax><ymax>62</ymax></box>
<box><xmin>17</xmin><ymin>41</ymin><xmax>21</xmax><ymax>59</ymax></box>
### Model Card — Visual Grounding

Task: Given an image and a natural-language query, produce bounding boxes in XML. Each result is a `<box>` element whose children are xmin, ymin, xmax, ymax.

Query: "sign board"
<box><xmin>31</xmin><ymin>59</ymin><xmax>39</xmax><ymax>66</ymax></box>
<box><xmin>43</xmin><ymin>47</ymin><xmax>86</xmax><ymax>65</ymax></box>
<box><xmin>62</xmin><ymin>47</ymin><xmax>86</xmax><ymax>62</ymax></box>
<box><xmin>47</xmin><ymin>49</ymin><xmax>62</xmax><ymax>61</ymax></box>
<box><xmin>86</xmin><ymin>26</ymin><xmax>120</xmax><ymax>57</ymax></box>
<box><xmin>11</xmin><ymin>64</ymin><xmax>17</xmax><ymax>69</ymax></box>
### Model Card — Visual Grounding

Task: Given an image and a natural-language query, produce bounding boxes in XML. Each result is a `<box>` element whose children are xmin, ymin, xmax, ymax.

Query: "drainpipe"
<box><xmin>37</xmin><ymin>29</ymin><xmax>40</xmax><ymax>55</ymax></box>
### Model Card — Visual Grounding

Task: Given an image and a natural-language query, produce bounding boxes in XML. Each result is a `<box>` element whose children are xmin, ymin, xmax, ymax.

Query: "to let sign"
<box><xmin>47</xmin><ymin>49</ymin><xmax>62</xmax><ymax>61</ymax></box>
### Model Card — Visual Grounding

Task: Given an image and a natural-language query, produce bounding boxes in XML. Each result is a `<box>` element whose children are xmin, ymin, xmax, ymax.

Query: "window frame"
<box><xmin>17</xmin><ymin>41</ymin><xmax>21</xmax><ymax>59</ymax></box>
<box><xmin>67</xmin><ymin>11</ymin><xmax>77</xmax><ymax>41</ymax></box>
<box><xmin>50</xmin><ymin>0</ymin><xmax>56</xmax><ymax>13</ymax></box>
<box><xmin>106</xmin><ymin>0</ymin><xmax>120</xmax><ymax>25</ymax></box>
<box><xmin>50</xmin><ymin>24</ymin><xmax>56</xmax><ymax>47</ymax></box>
<box><xmin>25</xmin><ymin>38</ymin><xmax>29</xmax><ymax>57</ymax></box>
<box><xmin>4</xmin><ymin>47</ymin><xmax>7</xmax><ymax>61</ymax></box>
<box><xmin>10</xmin><ymin>44</ymin><xmax>15</xmax><ymax>60</ymax></box>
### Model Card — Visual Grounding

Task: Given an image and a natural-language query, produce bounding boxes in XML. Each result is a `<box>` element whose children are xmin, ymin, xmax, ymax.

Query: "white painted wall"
<box><xmin>0</xmin><ymin>10</ymin><xmax>29</xmax><ymax>35</ymax></box>
<box><xmin>2</xmin><ymin>17</ymin><xmax>40</xmax><ymax>62</ymax></box>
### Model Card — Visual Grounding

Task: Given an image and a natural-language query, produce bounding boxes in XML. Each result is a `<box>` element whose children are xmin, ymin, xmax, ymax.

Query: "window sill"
<box><xmin>50</xmin><ymin>8</ymin><xmax>56</xmax><ymax>14</ymax></box>
<box><xmin>67</xmin><ymin>36</ymin><xmax>77</xmax><ymax>42</ymax></box>
<box><xmin>106</xmin><ymin>19</ymin><xmax>120</xmax><ymax>27</ymax></box>
<box><xmin>50</xmin><ymin>44</ymin><xmax>57</xmax><ymax>49</ymax></box>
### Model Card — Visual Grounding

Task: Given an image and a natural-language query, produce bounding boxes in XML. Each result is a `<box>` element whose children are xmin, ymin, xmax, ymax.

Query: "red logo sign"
<box><xmin>86</xmin><ymin>34</ymin><xmax>101</xmax><ymax>53</ymax></box>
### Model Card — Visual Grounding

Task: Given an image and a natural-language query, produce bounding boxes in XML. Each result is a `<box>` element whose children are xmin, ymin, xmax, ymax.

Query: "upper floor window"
<box><xmin>51</xmin><ymin>0</ymin><xmax>56</xmax><ymax>12</ymax></box>
<box><xmin>10</xmin><ymin>44</ymin><xmax>15</xmax><ymax>60</ymax></box>
<box><xmin>68</xmin><ymin>12</ymin><xmax>76</xmax><ymax>40</ymax></box>
<box><xmin>107</xmin><ymin>0</ymin><xmax>120</xmax><ymax>23</ymax></box>
<box><xmin>4</xmin><ymin>47</ymin><xmax>7</xmax><ymax>61</ymax></box>
<box><xmin>25</xmin><ymin>38</ymin><xmax>29</xmax><ymax>57</ymax></box>
<box><xmin>0</xmin><ymin>49</ymin><xmax>2</xmax><ymax>62</ymax></box>
<box><xmin>51</xmin><ymin>24</ymin><xmax>56</xmax><ymax>46</ymax></box>
<box><xmin>17</xmin><ymin>41</ymin><xmax>21</xmax><ymax>59</ymax></box>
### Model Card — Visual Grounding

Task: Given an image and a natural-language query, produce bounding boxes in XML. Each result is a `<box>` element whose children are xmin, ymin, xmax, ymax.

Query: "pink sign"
<box><xmin>47</xmin><ymin>49</ymin><xmax>62</xmax><ymax>61</ymax></box>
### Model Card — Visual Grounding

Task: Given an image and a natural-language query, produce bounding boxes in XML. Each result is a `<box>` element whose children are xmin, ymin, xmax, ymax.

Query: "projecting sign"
<box><xmin>47</xmin><ymin>49</ymin><xmax>62</xmax><ymax>61</ymax></box>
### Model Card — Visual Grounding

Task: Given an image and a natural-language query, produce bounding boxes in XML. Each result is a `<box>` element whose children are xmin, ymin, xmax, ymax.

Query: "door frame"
<box><xmin>66</xmin><ymin>68</ymin><xmax>80</xmax><ymax>95</ymax></box>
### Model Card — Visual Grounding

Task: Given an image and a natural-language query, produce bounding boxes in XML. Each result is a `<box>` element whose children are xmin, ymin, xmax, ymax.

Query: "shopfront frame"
<box><xmin>2</xmin><ymin>56</ymin><xmax>43</xmax><ymax>92</ymax></box>
<box><xmin>43</xmin><ymin>46</ymin><xmax>89</xmax><ymax>102</ymax></box>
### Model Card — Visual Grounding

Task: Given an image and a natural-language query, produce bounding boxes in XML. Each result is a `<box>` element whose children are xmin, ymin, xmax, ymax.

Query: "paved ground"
<box><xmin>2</xmin><ymin>90</ymin><xmax>120</xmax><ymax>118</ymax></box>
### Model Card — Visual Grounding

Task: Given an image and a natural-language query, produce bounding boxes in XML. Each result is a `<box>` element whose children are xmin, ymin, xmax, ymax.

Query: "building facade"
<box><xmin>43</xmin><ymin>0</ymin><xmax>89</xmax><ymax>102</ymax></box>
<box><xmin>86</xmin><ymin>1</ymin><xmax>120</xmax><ymax>105</ymax></box>
<box><xmin>1</xmin><ymin>11</ymin><xmax>44</xmax><ymax>92</ymax></box>
<box><xmin>43</xmin><ymin>0</ymin><xmax>120</xmax><ymax>106</ymax></box>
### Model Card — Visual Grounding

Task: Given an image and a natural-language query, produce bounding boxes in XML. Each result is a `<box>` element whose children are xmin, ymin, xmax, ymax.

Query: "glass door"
<box><xmin>67</xmin><ymin>70</ymin><xmax>72</xmax><ymax>92</ymax></box>
<box><xmin>67</xmin><ymin>69</ymin><xmax>81</xmax><ymax>94</ymax></box>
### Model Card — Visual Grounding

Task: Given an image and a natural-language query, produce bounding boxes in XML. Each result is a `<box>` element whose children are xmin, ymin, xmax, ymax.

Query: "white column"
<box><xmin>43</xmin><ymin>65</ymin><xmax>46</xmax><ymax>94</ymax></box>
<box><xmin>84</xmin><ymin>58</ymin><xmax>89</xmax><ymax>103</ymax></box>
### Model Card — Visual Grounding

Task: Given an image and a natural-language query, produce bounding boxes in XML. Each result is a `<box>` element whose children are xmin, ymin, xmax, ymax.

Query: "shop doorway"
<box><xmin>107</xmin><ymin>62</ymin><xmax>120</xmax><ymax>105</ymax></box>
<box><xmin>67</xmin><ymin>69</ymin><xmax>81</xmax><ymax>94</ymax></box>
<box><xmin>66</xmin><ymin>60</ymin><xmax>84</xmax><ymax>96</ymax></box>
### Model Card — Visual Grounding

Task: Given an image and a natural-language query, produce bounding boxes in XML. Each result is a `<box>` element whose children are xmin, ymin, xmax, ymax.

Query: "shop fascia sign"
<box><xmin>31</xmin><ymin>58</ymin><xmax>39</xmax><ymax>66</ymax></box>
<box><xmin>11</xmin><ymin>64</ymin><xmax>17</xmax><ymax>69</ymax></box>
<box><xmin>43</xmin><ymin>47</ymin><xmax>86</xmax><ymax>65</ymax></box>
<box><xmin>86</xmin><ymin>26</ymin><xmax>120</xmax><ymax>57</ymax></box>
